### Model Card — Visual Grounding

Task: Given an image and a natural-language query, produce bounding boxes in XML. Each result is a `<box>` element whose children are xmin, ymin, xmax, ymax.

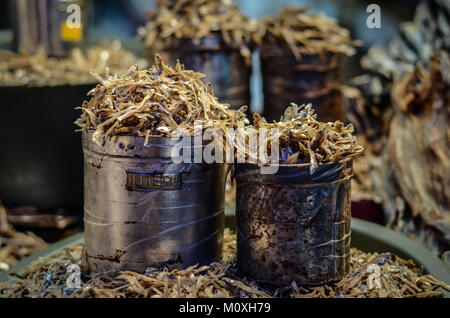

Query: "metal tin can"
<box><xmin>148</xmin><ymin>36</ymin><xmax>251</xmax><ymax>109</ymax></box>
<box><xmin>261</xmin><ymin>47</ymin><xmax>343</xmax><ymax>123</ymax></box>
<box><xmin>82</xmin><ymin>131</ymin><xmax>225</xmax><ymax>272</ymax></box>
<box><xmin>235</xmin><ymin>158</ymin><xmax>353</xmax><ymax>285</ymax></box>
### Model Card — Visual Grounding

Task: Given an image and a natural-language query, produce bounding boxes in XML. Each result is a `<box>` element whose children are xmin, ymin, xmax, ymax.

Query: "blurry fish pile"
<box><xmin>0</xmin><ymin>203</ymin><xmax>48</xmax><ymax>272</ymax></box>
<box><xmin>349</xmin><ymin>0</ymin><xmax>450</xmax><ymax>259</ymax></box>
<box><xmin>138</xmin><ymin>0</ymin><xmax>258</xmax><ymax>60</ymax></box>
<box><xmin>0</xmin><ymin>41</ymin><xmax>147</xmax><ymax>87</ymax></box>
<box><xmin>255</xmin><ymin>5</ymin><xmax>359</xmax><ymax>59</ymax></box>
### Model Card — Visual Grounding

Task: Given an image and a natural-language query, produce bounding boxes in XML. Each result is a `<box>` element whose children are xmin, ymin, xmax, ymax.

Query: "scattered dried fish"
<box><xmin>138</xmin><ymin>0</ymin><xmax>258</xmax><ymax>61</ymax></box>
<box><xmin>0</xmin><ymin>41</ymin><xmax>147</xmax><ymax>87</ymax></box>
<box><xmin>256</xmin><ymin>6</ymin><xmax>359</xmax><ymax>59</ymax></box>
<box><xmin>1</xmin><ymin>230</ymin><xmax>448</xmax><ymax>298</ymax></box>
<box><xmin>0</xmin><ymin>203</ymin><xmax>48</xmax><ymax>272</ymax></box>
<box><xmin>75</xmin><ymin>54</ymin><xmax>248</xmax><ymax>146</ymax></box>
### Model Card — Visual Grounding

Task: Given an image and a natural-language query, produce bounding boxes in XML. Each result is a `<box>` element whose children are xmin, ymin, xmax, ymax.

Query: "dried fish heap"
<box><xmin>76</xmin><ymin>55</ymin><xmax>247</xmax><ymax>273</ymax></box>
<box><xmin>257</xmin><ymin>6</ymin><xmax>359</xmax><ymax>122</ymax></box>
<box><xmin>0</xmin><ymin>203</ymin><xmax>48</xmax><ymax>272</ymax></box>
<box><xmin>139</xmin><ymin>0</ymin><xmax>257</xmax><ymax>60</ymax></box>
<box><xmin>0</xmin><ymin>41</ymin><xmax>147</xmax><ymax>87</ymax></box>
<box><xmin>235</xmin><ymin>103</ymin><xmax>363</xmax><ymax>285</ymax></box>
<box><xmin>1</xmin><ymin>230</ymin><xmax>449</xmax><ymax>298</ymax></box>
<box><xmin>138</xmin><ymin>0</ymin><xmax>257</xmax><ymax>109</ymax></box>
<box><xmin>245</xmin><ymin>103</ymin><xmax>364</xmax><ymax>167</ymax></box>
<box><xmin>349</xmin><ymin>0</ymin><xmax>450</xmax><ymax>260</ymax></box>
<box><xmin>75</xmin><ymin>54</ymin><xmax>247</xmax><ymax>145</ymax></box>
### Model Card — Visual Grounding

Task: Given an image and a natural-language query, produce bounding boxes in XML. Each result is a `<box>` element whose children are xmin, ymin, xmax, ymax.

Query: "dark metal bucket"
<box><xmin>261</xmin><ymin>47</ymin><xmax>343</xmax><ymax>122</ymax></box>
<box><xmin>148</xmin><ymin>36</ymin><xmax>251</xmax><ymax>109</ymax></box>
<box><xmin>235</xmin><ymin>158</ymin><xmax>353</xmax><ymax>285</ymax></box>
<box><xmin>82</xmin><ymin>131</ymin><xmax>225</xmax><ymax>272</ymax></box>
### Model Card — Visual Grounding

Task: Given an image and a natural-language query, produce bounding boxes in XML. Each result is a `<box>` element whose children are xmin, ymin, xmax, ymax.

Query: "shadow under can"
<box><xmin>148</xmin><ymin>36</ymin><xmax>251</xmax><ymax>110</ymax></box>
<box><xmin>235</xmin><ymin>158</ymin><xmax>353</xmax><ymax>286</ymax></box>
<box><xmin>82</xmin><ymin>131</ymin><xmax>225</xmax><ymax>273</ymax></box>
<box><xmin>261</xmin><ymin>47</ymin><xmax>343</xmax><ymax>123</ymax></box>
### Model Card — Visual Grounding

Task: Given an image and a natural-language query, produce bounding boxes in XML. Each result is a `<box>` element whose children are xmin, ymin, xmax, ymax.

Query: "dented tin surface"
<box><xmin>235</xmin><ymin>159</ymin><xmax>353</xmax><ymax>285</ymax></box>
<box><xmin>82</xmin><ymin>131</ymin><xmax>225</xmax><ymax>273</ymax></box>
<box><xmin>261</xmin><ymin>48</ymin><xmax>343</xmax><ymax>123</ymax></box>
<box><xmin>148</xmin><ymin>36</ymin><xmax>251</xmax><ymax>109</ymax></box>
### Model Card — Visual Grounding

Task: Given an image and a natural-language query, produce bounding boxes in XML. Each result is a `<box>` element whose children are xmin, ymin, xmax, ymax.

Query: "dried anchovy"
<box><xmin>0</xmin><ymin>41</ymin><xmax>147</xmax><ymax>87</ymax></box>
<box><xmin>0</xmin><ymin>203</ymin><xmax>48</xmax><ymax>272</ymax></box>
<box><xmin>138</xmin><ymin>0</ymin><xmax>258</xmax><ymax>61</ymax></box>
<box><xmin>1</xmin><ymin>230</ymin><xmax>448</xmax><ymax>298</ymax></box>
<box><xmin>240</xmin><ymin>103</ymin><xmax>363</xmax><ymax>166</ymax></box>
<box><xmin>256</xmin><ymin>6</ymin><xmax>360</xmax><ymax>59</ymax></box>
<box><xmin>75</xmin><ymin>54</ymin><xmax>248</xmax><ymax>146</ymax></box>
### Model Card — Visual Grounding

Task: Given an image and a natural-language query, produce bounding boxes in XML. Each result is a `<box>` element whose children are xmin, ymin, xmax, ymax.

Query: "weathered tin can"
<box><xmin>82</xmin><ymin>131</ymin><xmax>225</xmax><ymax>273</ymax></box>
<box><xmin>261</xmin><ymin>47</ymin><xmax>343</xmax><ymax>122</ymax></box>
<box><xmin>148</xmin><ymin>36</ymin><xmax>251</xmax><ymax>109</ymax></box>
<box><xmin>235</xmin><ymin>158</ymin><xmax>353</xmax><ymax>285</ymax></box>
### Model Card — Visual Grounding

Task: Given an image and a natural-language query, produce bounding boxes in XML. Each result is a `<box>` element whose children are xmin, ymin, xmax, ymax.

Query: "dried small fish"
<box><xmin>75</xmin><ymin>54</ymin><xmax>248</xmax><ymax>146</ymax></box>
<box><xmin>256</xmin><ymin>6</ymin><xmax>360</xmax><ymax>58</ymax></box>
<box><xmin>237</xmin><ymin>103</ymin><xmax>363</xmax><ymax>166</ymax></box>
<box><xmin>0</xmin><ymin>41</ymin><xmax>147</xmax><ymax>87</ymax></box>
<box><xmin>0</xmin><ymin>203</ymin><xmax>48</xmax><ymax>272</ymax></box>
<box><xmin>138</xmin><ymin>0</ymin><xmax>258</xmax><ymax>61</ymax></box>
<box><xmin>1</xmin><ymin>229</ymin><xmax>448</xmax><ymax>298</ymax></box>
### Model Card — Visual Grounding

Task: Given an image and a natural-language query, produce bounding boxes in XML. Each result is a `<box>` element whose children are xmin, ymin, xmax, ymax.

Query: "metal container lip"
<box><xmin>81</xmin><ymin>128</ymin><xmax>202</xmax><ymax>140</ymax></box>
<box><xmin>237</xmin><ymin>155</ymin><xmax>354</xmax><ymax>169</ymax></box>
<box><xmin>235</xmin><ymin>156</ymin><xmax>354</xmax><ymax>185</ymax></box>
<box><xmin>81</xmin><ymin>129</ymin><xmax>204</xmax><ymax>159</ymax></box>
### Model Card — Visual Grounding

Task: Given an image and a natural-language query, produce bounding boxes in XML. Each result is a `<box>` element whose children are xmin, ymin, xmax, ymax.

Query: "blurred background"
<box><xmin>0</xmin><ymin>0</ymin><xmax>421</xmax><ymax>113</ymax></box>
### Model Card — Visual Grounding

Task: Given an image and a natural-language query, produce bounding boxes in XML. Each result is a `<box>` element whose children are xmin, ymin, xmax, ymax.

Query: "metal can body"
<box><xmin>148</xmin><ymin>36</ymin><xmax>251</xmax><ymax>109</ymax></box>
<box><xmin>82</xmin><ymin>132</ymin><xmax>225</xmax><ymax>272</ymax></box>
<box><xmin>261</xmin><ymin>47</ymin><xmax>343</xmax><ymax>123</ymax></box>
<box><xmin>236</xmin><ymin>159</ymin><xmax>353</xmax><ymax>285</ymax></box>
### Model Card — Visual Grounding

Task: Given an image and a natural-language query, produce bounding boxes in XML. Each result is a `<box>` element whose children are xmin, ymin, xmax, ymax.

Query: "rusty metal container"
<box><xmin>261</xmin><ymin>47</ymin><xmax>343</xmax><ymax>122</ymax></box>
<box><xmin>148</xmin><ymin>36</ymin><xmax>251</xmax><ymax>109</ymax></box>
<box><xmin>235</xmin><ymin>158</ymin><xmax>353</xmax><ymax>285</ymax></box>
<box><xmin>82</xmin><ymin>131</ymin><xmax>225</xmax><ymax>273</ymax></box>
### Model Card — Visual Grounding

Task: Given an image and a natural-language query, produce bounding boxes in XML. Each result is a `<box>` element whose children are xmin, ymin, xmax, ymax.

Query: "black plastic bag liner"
<box><xmin>235</xmin><ymin>157</ymin><xmax>353</xmax><ymax>285</ymax></box>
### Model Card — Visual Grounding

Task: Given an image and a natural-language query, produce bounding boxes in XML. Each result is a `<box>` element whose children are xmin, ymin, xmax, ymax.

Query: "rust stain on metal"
<box><xmin>92</xmin><ymin>250</ymin><xmax>127</xmax><ymax>264</ymax></box>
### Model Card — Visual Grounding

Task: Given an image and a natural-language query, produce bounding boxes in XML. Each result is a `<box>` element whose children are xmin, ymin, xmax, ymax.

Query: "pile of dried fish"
<box><xmin>1</xmin><ymin>229</ymin><xmax>448</xmax><ymax>298</ymax></box>
<box><xmin>387</xmin><ymin>54</ymin><xmax>450</xmax><ymax>256</ymax></box>
<box><xmin>0</xmin><ymin>203</ymin><xmax>48</xmax><ymax>272</ymax></box>
<box><xmin>255</xmin><ymin>6</ymin><xmax>359</xmax><ymax>59</ymax></box>
<box><xmin>138</xmin><ymin>0</ymin><xmax>258</xmax><ymax>60</ymax></box>
<box><xmin>241</xmin><ymin>103</ymin><xmax>363</xmax><ymax>167</ymax></box>
<box><xmin>349</xmin><ymin>0</ymin><xmax>450</xmax><ymax>259</ymax></box>
<box><xmin>75</xmin><ymin>54</ymin><xmax>248</xmax><ymax>146</ymax></box>
<box><xmin>0</xmin><ymin>41</ymin><xmax>147</xmax><ymax>87</ymax></box>
<box><xmin>361</xmin><ymin>0</ymin><xmax>450</xmax><ymax>88</ymax></box>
